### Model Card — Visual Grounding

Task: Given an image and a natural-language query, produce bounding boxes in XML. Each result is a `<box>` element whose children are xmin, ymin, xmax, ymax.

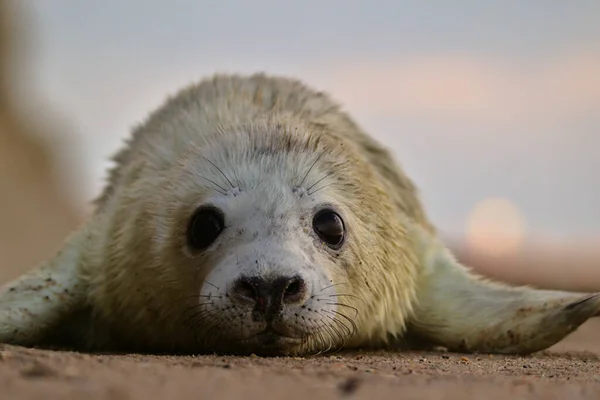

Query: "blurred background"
<box><xmin>1</xmin><ymin>1</ymin><xmax>599</xmax><ymax>290</ymax></box>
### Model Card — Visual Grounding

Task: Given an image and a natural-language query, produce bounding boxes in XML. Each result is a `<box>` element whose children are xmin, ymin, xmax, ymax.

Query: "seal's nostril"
<box><xmin>284</xmin><ymin>277</ymin><xmax>301</xmax><ymax>296</ymax></box>
<box><xmin>282</xmin><ymin>276</ymin><xmax>307</xmax><ymax>303</ymax></box>
<box><xmin>233</xmin><ymin>278</ymin><xmax>257</xmax><ymax>301</ymax></box>
<box><xmin>286</xmin><ymin>279</ymin><xmax>301</xmax><ymax>296</ymax></box>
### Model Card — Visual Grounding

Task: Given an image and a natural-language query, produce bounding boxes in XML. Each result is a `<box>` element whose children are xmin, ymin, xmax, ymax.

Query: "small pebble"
<box><xmin>338</xmin><ymin>377</ymin><xmax>361</xmax><ymax>395</ymax></box>
<box><xmin>20</xmin><ymin>362</ymin><xmax>57</xmax><ymax>378</ymax></box>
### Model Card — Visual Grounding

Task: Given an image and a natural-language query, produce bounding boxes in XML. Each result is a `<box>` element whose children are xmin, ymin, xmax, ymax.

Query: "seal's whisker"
<box><xmin>197</xmin><ymin>294</ymin><xmax>224</xmax><ymax>299</ymax></box>
<box><xmin>317</xmin><ymin>318</ymin><xmax>338</xmax><ymax>353</ymax></box>
<box><xmin>306</xmin><ymin>171</ymin><xmax>334</xmax><ymax>193</ymax></box>
<box><xmin>321</xmin><ymin>309</ymin><xmax>352</xmax><ymax>338</ymax></box>
<box><xmin>323</xmin><ymin>316</ymin><xmax>343</xmax><ymax>339</ymax></box>
<box><xmin>185</xmin><ymin>308</ymin><xmax>219</xmax><ymax>322</ymax></box>
<box><xmin>298</xmin><ymin>150</ymin><xmax>326</xmax><ymax>187</ymax></box>
<box><xmin>188</xmin><ymin>309</ymin><xmax>226</xmax><ymax>344</ymax></box>
<box><xmin>297</xmin><ymin>318</ymin><xmax>320</xmax><ymax>353</ymax></box>
<box><xmin>326</xmin><ymin>293</ymin><xmax>366</xmax><ymax>304</ymax></box>
<box><xmin>310</xmin><ymin>321</ymin><xmax>328</xmax><ymax>356</ymax></box>
<box><xmin>182</xmin><ymin>301</ymin><xmax>216</xmax><ymax>312</ymax></box>
<box><xmin>199</xmin><ymin>322</ymin><xmax>221</xmax><ymax>349</ymax></box>
<box><xmin>318</xmin><ymin>282</ymin><xmax>351</xmax><ymax>292</ymax></box>
<box><xmin>198</xmin><ymin>175</ymin><xmax>228</xmax><ymax>195</ymax></box>
<box><xmin>185</xmin><ymin>306</ymin><xmax>221</xmax><ymax>325</ymax></box>
<box><xmin>312</xmin><ymin>293</ymin><xmax>364</xmax><ymax>308</ymax></box>
<box><xmin>200</xmin><ymin>155</ymin><xmax>235</xmax><ymax>189</ymax></box>
<box><xmin>322</xmin><ymin>325</ymin><xmax>338</xmax><ymax>354</ymax></box>
<box><xmin>203</xmin><ymin>281</ymin><xmax>220</xmax><ymax>290</ymax></box>
<box><xmin>323</xmin><ymin>302</ymin><xmax>359</xmax><ymax>318</ymax></box>
<box><xmin>182</xmin><ymin>303</ymin><xmax>210</xmax><ymax>313</ymax></box>
<box><xmin>324</xmin><ymin>309</ymin><xmax>358</xmax><ymax>337</ymax></box>
<box><xmin>320</xmin><ymin>311</ymin><xmax>348</xmax><ymax>341</ymax></box>
<box><xmin>205</xmin><ymin>320</ymin><xmax>235</xmax><ymax>350</ymax></box>
<box><xmin>230</xmin><ymin>163</ymin><xmax>242</xmax><ymax>189</ymax></box>
<box><xmin>325</xmin><ymin>320</ymin><xmax>348</xmax><ymax>352</ymax></box>
<box><xmin>308</xmin><ymin>183</ymin><xmax>335</xmax><ymax>196</ymax></box>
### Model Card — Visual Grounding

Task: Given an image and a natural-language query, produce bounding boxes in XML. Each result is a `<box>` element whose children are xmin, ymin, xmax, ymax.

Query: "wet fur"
<box><xmin>0</xmin><ymin>73</ymin><xmax>598</xmax><ymax>355</ymax></box>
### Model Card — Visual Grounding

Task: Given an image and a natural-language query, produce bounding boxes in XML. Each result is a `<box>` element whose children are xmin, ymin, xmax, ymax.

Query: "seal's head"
<box><xmin>102</xmin><ymin>116</ymin><xmax>418</xmax><ymax>356</ymax></box>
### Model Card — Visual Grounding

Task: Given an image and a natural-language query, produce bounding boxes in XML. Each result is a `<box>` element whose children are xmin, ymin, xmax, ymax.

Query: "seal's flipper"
<box><xmin>0</xmin><ymin>224</ymin><xmax>91</xmax><ymax>347</ymax></box>
<box><xmin>407</xmin><ymin>223</ymin><xmax>600</xmax><ymax>354</ymax></box>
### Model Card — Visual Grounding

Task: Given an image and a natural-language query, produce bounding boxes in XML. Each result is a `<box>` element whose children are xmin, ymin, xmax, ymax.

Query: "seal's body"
<box><xmin>0</xmin><ymin>74</ymin><xmax>598</xmax><ymax>356</ymax></box>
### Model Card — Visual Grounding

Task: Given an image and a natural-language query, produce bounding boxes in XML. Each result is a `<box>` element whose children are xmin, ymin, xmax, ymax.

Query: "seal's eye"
<box><xmin>313</xmin><ymin>209</ymin><xmax>345</xmax><ymax>249</ymax></box>
<box><xmin>187</xmin><ymin>206</ymin><xmax>225</xmax><ymax>250</ymax></box>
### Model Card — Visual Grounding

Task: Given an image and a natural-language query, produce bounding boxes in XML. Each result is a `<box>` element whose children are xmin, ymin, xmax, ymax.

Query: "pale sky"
<box><xmin>11</xmin><ymin>0</ymin><xmax>600</xmax><ymax>240</ymax></box>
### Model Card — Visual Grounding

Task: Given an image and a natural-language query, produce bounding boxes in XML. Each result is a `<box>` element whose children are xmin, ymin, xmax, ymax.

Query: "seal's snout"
<box><xmin>231</xmin><ymin>275</ymin><xmax>308</xmax><ymax>317</ymax></box>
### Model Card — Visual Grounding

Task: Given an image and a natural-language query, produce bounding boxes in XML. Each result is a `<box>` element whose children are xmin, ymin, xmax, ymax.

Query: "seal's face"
<box><xmin>139</xmin><ymin>126</ymin><xmax>389</xmax><ymax>356</ymax></box>
<box><xmin>187</xmin><ymin>188</ymin><xmax>350</xmax><ymax>355</ymax></box>
<box><xmin>159</xmin><ymin>131</ymin><xmax>365</xmax><ymax>356</ymax></box>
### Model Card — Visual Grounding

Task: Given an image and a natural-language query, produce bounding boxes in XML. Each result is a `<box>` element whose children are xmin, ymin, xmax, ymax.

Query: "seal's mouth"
<box><xmin>236</xmin><ymin>328</ymin><xmax>304</xmax><ymax>356</ymax></box>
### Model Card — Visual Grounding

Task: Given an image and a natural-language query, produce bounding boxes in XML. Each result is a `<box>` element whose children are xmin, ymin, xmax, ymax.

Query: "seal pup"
<box><xmin>0</xmin><ymin>73</ymin><xmax>598</xmax><ymax>356</ymax></box>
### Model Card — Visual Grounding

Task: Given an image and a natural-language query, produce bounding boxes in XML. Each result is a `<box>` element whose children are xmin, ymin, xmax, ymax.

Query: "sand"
<box><xmin>1</xmin><ymin>319</ymin><xmax>598</xmax><ymax>400</ymax></box>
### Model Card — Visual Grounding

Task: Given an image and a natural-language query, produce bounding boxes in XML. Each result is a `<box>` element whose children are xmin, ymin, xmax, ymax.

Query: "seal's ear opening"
<box><xmin>0</xmin><ymin>223</ymin><xmax>91</xmax><ymax>348</ymax></box>
<box><xmin>405</xmin><ymin>223</ymin><xmax>600</xmax><ymax>354</ymax></box>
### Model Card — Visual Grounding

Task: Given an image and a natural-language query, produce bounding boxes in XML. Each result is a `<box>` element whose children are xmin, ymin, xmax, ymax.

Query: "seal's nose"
<box><xmin>231</xmin><ymin>275</ymin><xmax>308</xmax><ymax>316</ymax></box>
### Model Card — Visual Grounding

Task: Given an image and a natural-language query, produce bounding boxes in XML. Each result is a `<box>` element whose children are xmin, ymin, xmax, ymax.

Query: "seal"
<box><xmin>0</xmin><ymin>73</ymin><xmax>598</xmax><ymax>356</ymax></box>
